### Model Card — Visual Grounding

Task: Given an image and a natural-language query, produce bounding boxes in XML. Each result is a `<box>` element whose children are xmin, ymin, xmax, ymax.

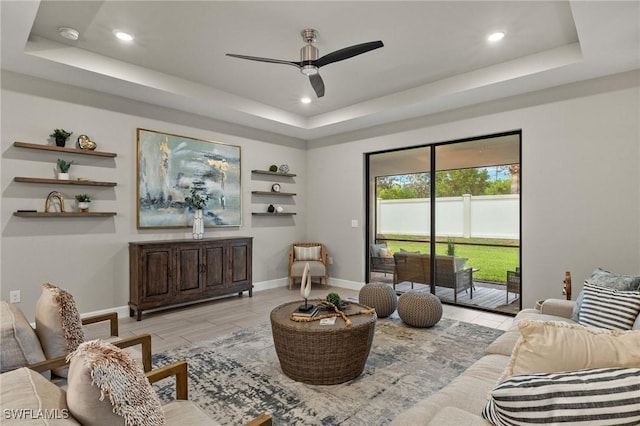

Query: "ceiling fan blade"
<box><xmin>315</xmin><ymin>41</ymin><xmax>384</xmax><ymax>68</ymax></box>
<box><xmin>226</xmin><ymin>53</ymin><xmax>301</xmax><ymax>69</ymax></box>
<box><xmin>309</xmin><ymin>73</ymin><xmax>325</xmax><ymax>98</ymax></box>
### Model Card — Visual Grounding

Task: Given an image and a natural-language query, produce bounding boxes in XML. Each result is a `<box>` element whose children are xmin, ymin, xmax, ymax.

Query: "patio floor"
<box><xmin>370</xmin><ymin>272</ymin><xmax>519</xmax><ymax>315</ymax></box>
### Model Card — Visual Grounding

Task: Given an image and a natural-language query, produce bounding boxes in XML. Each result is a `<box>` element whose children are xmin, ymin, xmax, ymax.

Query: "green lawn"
<box><xmin>382</xmin><ymin>238</ymin><xmax>519</xmax><ymax>283</ymax></box>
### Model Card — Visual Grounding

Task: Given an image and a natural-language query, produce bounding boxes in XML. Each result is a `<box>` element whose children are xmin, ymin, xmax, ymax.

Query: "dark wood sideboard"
<box><xmin>129</xmin><ymin>237</ymin><xmax>253</xmax><ymax>320</ymax></box>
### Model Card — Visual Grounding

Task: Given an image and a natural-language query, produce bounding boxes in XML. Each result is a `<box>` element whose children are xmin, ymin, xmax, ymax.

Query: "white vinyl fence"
<box><xmin>377</xmin><ymin>194</ymin><xmax>519</xmax><ymax>239</ymax></box>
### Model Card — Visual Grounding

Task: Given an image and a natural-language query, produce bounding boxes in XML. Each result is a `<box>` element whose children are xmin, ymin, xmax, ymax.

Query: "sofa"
<box><xmin>393</xmin><ymin>252</ymin><xmax>473</xmax><ymax>301</ymax></box>
<box><xmin>390</xmin><ymin>297</ymin><xmax>640</xmax><ymax>425</ymax></box>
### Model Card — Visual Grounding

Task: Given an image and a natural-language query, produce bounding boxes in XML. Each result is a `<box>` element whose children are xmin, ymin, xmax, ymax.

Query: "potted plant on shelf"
<box><xmin>56</xmin><ymin>158</ymin><xmax>73</xmax><ymax>180</ymax></box>
<box><xmin>50</xmin><ymin>129</ymin><xmax>73</xmax><ymax>147</ymax></box>
<box><xmin>75</xmin><ymin>194</ymin><xmax>91</xmax><ymax>212</ymax></box>
<box><xmin>184</xmin><ymin>187</ymin><xmax>210</xmax><ymax>240</ymax></box>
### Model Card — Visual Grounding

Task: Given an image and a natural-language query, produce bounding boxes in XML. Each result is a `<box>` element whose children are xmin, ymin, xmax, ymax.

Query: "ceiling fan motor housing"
<box><xmin>300</xmin><ymin>44</ymin><xmax>319</xmax><ymax>75</ymax></box>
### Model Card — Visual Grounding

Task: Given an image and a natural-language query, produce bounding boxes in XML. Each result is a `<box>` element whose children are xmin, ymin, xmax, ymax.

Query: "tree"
<box><xmin>486</xmin><ymin>179</ymin><xmax>512</xmax><ymax>195</ymax></box>
<box><xmin>435</xmin><ymin>168</ymin><xmax>490</xmax><ymax>197</ymax></box>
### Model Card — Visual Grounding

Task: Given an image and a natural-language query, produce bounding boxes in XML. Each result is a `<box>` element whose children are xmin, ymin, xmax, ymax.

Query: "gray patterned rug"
<box><xmin>152</xmin><ymin>315</ymin><xmax>503</xmax><ymax>425</ymax></box>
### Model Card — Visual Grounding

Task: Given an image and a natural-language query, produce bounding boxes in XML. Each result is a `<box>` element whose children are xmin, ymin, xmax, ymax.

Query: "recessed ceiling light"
<box><xmin>300</xmin><ymin>97</ymin><xmax>312</xmax><ymax>104</ymax></box>
<box><xmin>59</xmin><ymin>27</ymin><xmax>79</xmax><ymax>41</ymax></box>
<box><xmin>113</xmin><ymin>30</ymin><xmax>134</xmax><ymax>42</ymax></box>
<box><xmin>488</xmin><ymin>32</ymin><xmax>505</xmax><ymax>42</ymax></box>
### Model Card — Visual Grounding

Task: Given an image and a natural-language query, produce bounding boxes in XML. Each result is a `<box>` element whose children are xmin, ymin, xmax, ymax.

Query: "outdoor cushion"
<box><xmin>483</xmin><ymin>367</ymin><xmax>640</xmax><ymax>426</ymax></box>
<box><xmin>0</xmin><ymin>300</ymin><xmax>49</xmax><ymax>379</ymax></box>
<box><xmin>0</xmin><ymin>367</ymin><xmax>79</xmax><ymax>425</ymax></box>
<box><xmin>35</xmin><ymin>283</ymin><xmax>85</xmax><ymax>378</ymax></box>
<box><xmin>578</xmin><ymin>284</ymin><xmax>640</xmax><ymax>330</ymax></box>
<box><xmin>66</xmin><ymin>340</ymin><xmax>165</xmax><ymax>426</ymax></box>
<box><xmin>501</xmin><ymin>320</ymin><xmax>640</xmax><ymax>380</ymax></box>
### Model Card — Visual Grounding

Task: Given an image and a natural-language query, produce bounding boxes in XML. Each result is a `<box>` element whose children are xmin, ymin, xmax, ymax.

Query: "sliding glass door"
<box><xmin>366</xmin><ymin>132</ymin><xmax>521</xmax><ymax>315</ymax></box>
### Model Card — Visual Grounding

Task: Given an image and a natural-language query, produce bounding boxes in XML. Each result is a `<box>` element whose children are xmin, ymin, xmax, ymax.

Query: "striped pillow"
<box><xmin>579</xmin><ymin>284</ymin><xmax>640</xmax><ymax>330</ymax></box>
<box><xmin>294</xmin><ymin>246</ymin><xmax>321</xmax><ymax>261</ymax></box>
<box><xmin>483</xmin><ymin>367</ymin><xmax>640</xmax><ymax>426</ymax></box>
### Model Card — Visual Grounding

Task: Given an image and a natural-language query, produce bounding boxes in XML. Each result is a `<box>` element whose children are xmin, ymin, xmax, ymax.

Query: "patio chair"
<box><xmin>370</xmin><ymin>243</ymin><xmax>396</xmax><ymax>276</ymax></box>
<box><xmin>506</xmin><ymin>269</ymin><xmax>521</xmax><ymax>303</ymax></box>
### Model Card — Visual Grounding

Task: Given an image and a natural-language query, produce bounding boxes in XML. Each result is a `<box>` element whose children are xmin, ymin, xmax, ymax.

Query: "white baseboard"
<box><xmin>81</xmin><ymin>278</ymin><xmax>364</xmax><ymax>319</ymax></box>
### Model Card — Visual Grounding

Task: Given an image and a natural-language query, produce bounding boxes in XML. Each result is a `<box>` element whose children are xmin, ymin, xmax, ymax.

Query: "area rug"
<box><xmin>152</xmin><ymin>316</ymin><xmax>504</xmax><ymax>425</ymax></box>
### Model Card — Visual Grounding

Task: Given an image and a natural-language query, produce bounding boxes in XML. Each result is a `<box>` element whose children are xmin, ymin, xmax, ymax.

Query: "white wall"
<box><xmin>307</xmin><ymin>72</ymin><xmax>640</xmax><ymax>309</ymax></box>
<box><xmin>1</xmin><ymin>72</ymin><xmax>308</xmax><ymax>319</ymax></box>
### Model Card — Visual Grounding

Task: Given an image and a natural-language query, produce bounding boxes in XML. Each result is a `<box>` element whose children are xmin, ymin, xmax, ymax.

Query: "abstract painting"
<box><xmin>136</xmin><ymin>128</ymin><xmax>241</xmax><ymax>228</ymax></box>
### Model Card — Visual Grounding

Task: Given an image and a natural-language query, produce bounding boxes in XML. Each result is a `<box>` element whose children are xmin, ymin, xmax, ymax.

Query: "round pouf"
<box><xmin>398</xmin><ymin>291</ymin><xmax>443</xmax><ymax>327</ymax></box>
<box><xmin>359</xmin><ymin>283</ymin><xmax>398</xmax><ymax>318</ymax></box>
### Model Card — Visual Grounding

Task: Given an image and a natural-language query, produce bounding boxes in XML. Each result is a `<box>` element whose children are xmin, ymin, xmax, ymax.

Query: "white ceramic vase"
<box><xmin>78</xmin><ymin>202</ymin><xmax>90</xmax><ymax>212</ymax></box>
<box><xmin>58</xmin><ymin>173</ymin><xmax>69</xmax><ymax>180</ymax></box>
<box><xmin>192</xmin><ymin>209</ymin><xmax>204</xmax><ymax>240</ymax></box>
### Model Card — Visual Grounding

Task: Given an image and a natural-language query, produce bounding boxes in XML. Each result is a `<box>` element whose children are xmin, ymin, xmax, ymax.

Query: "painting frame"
<box><xmin>136</xmin><ymin>128</ymin><xmax>242</xmax><ymax>229</ymax></box>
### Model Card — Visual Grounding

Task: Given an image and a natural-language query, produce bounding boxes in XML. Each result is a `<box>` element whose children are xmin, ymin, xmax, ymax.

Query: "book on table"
<box><xmin>292</xmin><ymin>305</ymin><xmax>319</xmax><ymax>318</ymax></box>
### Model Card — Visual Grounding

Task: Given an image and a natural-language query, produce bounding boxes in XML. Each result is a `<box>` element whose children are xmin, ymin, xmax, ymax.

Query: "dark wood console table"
<box><xmin>129</xmin><ymin>237</ymin><xmax>252</xmax><ymax>320</ymax></box>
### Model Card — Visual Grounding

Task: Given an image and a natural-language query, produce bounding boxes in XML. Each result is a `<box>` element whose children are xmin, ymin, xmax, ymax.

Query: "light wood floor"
<box><xmin>85</xmin><ymin>285</ymin><xmax>514</xmax><ymax>353</ymax></box>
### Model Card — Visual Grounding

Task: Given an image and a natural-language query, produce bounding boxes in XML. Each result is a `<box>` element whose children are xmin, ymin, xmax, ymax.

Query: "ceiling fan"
<box><xmin>226</xmin><ymin>29</ymin><xmax>383</xmax><ymax>98</ymax></box>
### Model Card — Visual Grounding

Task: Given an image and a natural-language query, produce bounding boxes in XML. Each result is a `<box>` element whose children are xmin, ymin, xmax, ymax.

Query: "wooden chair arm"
<box><xmin>28</xmin><ymin>354</ymin><xmax>69</xmax><ymax>373</ymax></box>
<box><xmin>112</xmin><ymin>333</ymin><xmax>153</xmax><ymax>372</ymax></box>
<box><xmin>146</xmin><ymin>360</ymin><xmax>189</xmax><ymax>400</ymax></box>
<box><xmin>82</xmin><ymin>312</ymin><xmax>119</xmax><ymax>337</ymax></box>
<box><xmin>244</xmin><ymin>413</ymin><xmax>273</xmax><ymax>426</ymax></box>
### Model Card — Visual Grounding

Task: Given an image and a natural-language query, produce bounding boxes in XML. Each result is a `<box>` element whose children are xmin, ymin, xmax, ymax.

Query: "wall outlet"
<box><xmin>351</xmin><ymin>219</ymin><xmax>358</xmax><ymax>228</ymax></box>
<box><xmin>328</xmin><ymin>257</ymin><xmax>334</xmax><ymax>265</ymax></box>
<box><xmin>9</xmin><ymin>290</ymin><xmax>20</xmax><ymax>304</ymax></box>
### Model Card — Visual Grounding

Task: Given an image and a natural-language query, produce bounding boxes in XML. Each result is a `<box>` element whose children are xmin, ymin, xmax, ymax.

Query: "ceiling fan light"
<box><xmin>59</xmin><ymin>27</ymin><xmax>79</xmax><ymax>41</ymax></box>
<box><xmin>301</xmin><ymin>65</ymin><xmax>318</xmax><ymax>76</ymax></box>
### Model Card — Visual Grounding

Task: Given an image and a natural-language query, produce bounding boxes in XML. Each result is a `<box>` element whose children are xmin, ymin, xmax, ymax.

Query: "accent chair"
<box><xmin>288</xmin><ymin>242</ymin><xmax>329</xmax><ymax>289</ymax></box>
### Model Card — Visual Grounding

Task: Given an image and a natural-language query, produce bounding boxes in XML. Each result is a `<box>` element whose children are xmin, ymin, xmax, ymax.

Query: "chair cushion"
<box><xmin>369</xmin><ymin>243</ymin><xmax>387</xmax><ymax>257</ymax></box>
<box><xmin>0</xmin><ymin>367</ymin><xmax>80</xmax><ymax>425</ymax></box>
<box><xmin>35</xmin><ymin>283</ymin><xmax>85</xmax><ymax>378</ymax></box>
<box><xmin>291</xmin><ymin>260</ymin><xmax>326</xmax><ymax>276</ymax></box>
<box><xmin>294</xmin><ymin>245</ymin><xmax>321</xmax><ymax>261</ymax></box>
<box><xmin>483</xmin><ymin>367</ymin><xmax>640</xmax><ymax>425</ymax></box>
<box><xmin>66</xmin><ymin>340</ymin><xmax>165</xmax><ymax>426</ymax></box>
<box><xmin>0</xmin><ymin>300</ymin><xmax>49</xmax><ymax>379</ymax></box>
<box><xmin>501</xmin><ymin>320</ymin><xmax>640</xmax><ymax>380</ymax></box>
<box><xmin>577</xmin><ymin>283</ymin><xmax>640</xmax><ymax>331</ymax></box>
<box><xmin>164</xmin><ymin>401</ymin><xmax>217</xmax><ymax>426</ymax></box>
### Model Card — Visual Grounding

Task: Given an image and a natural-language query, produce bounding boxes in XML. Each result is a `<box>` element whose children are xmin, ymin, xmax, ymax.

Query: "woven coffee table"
<box><xmin>270</xmin><ymin>300</ymin><xmax>377</xmax><ymax>385</ymax></box>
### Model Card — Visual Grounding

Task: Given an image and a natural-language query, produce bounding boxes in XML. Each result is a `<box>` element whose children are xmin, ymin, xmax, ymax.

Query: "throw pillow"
<box><xmin>0</xmin><ymin>301</ymin><xmax>50</xmax><ymax>379</ymax></box>
<box><xmin>378</xmin><ymin>247</ymin><xmax>393</xmax><ymax>258</ymax></box>
<box><xmin>35</xmin><ymin>283</ymin><xmax>85</xmax><ymax>377</ymax></box>
<box><xmin>501</xmin><ymin>320</ymin><xmax>640</xmax><ymax>380</ymax></box>
<box><xmin>294</xmin><ymin>245</ymin><xmax>321</xmax><ymax>261</ymax></box>
<box><xmin>483</xmin><ymin>367</ymin><xmax>640</xmax><ymax>426</ymax></box>
<box><xmin>66</xmin><ymin>340</ymin><xmax>166</xmax><ymax>426</ymax></box>
<box><xmin>572</xmin><ymin>268</ymin><xmax>640</xmax><ymax>321</ymax></box>
<box><xmin>578</xmin><ymin>283</ymin><xmax>640</xmax><ymax>330</ymax></box>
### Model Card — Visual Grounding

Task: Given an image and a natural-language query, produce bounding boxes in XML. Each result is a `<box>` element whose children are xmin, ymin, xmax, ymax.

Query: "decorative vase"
<box><xmin>192</xmin><ymin>209</ymin><xmax>204</xmax><ymax>240</ymax></box>
<box><xmin>267</xmin><ymin>204</ymin><xmax>275</xmax><ymax>213</ymax></box>
<box><xmin>57</xmin><ymin>172</ymin><xmax>69</xmax><ymax>180</ymax></box>
<box><xmin>78</xmin><ymin>202</ymin><xmax>90</xmax><ymax>212</ymax></box>
<box><xmin>55</xmin><ymin>136</ymin><xmax>67</xmax><ymax>147</ymax></box>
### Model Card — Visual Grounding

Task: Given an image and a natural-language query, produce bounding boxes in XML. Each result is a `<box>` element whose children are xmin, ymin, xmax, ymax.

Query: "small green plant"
<box><xmin>50</xmin><ymin>129</ymin><xmax>73</xmax><ymax>139</ymax></box>
<box><xmin>75</xmin><ymin>194</ymin><xmax>91</xmax><ymax>202</ymax></box>
<box><xmin>326</xmin><ymin>292</ymin><xmax>342</xmax><ymax>307</ymax></box>
<box><xmin>184</xmin><ymin>187</ymin><xmax>210</xmax><ymax>210</ymax></box>
<box><xmin>446</xmin><ymin>237</ymin><xmax>455</xmax><ymax>256</ymax></box>
<box><xmin>269</xmin><ymin>164</ymin><xmax>278</xmax><ymax>172</ymax></box>
<box><xmin>57</xmin><ymin>158</ymin><xmax>73</xmax><ymax>173</ymax></box>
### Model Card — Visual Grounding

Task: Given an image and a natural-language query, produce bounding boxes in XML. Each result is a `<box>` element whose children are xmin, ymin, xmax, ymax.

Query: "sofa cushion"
<box><xmin>483</xmin><ymin>367</ymin><xmax>640</xmax><ymax>426</ymax></box>
<box><xmin>502</xmin><ymin>320</ymin><xmax>640</xmax><ymax>380</ymax></box>
<box><xmin>572</xmin><ymin>268</ymin><xmax>640</xmax><ymax>321</ymax></box>
<box><xmin>0</xmin><ymin>300</ymin><xmax>49</xmax><ymax>379</ymax></box>
<box><xmin>0</xmin><ymin>367</ymin><xmax>80</xmax><ymax>425</ymax></box>
<box><xmin>35</xmin><ymin>283</ymin><xmax>85</xmax><ymax>377</ymax></box>
<box><xmin>578</xmin><ymin>284</ymin><xmax>640</xmax><ymax>330</ymax></box>
<box><xmin>389</xmin><ymin>354</ymin><xmax>509</xmax><ymax>425</ymax></box>
<box><xmin>294</xmin><ymin>245</ymin><xmax>321</xmax><ymax>261</ymax></box>
<box><xmin>427</xmin><ymin>406</ymin><xmax>488</xmax><ymax>426</ymax></box>
<box><xmin>66</xmin><ymin>340</ymin><xmax>165</xmax><ymax>426</ymax></box>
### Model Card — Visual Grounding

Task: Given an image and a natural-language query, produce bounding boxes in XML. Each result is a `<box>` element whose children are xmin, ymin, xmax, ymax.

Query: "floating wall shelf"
<box><xmin>14</xmin><ymin>141</ymin><xmax>117</xmax><ymax>158</ymax></box>
<box><xmin>251</xmin><ymin>190</ymin><xmax>296</xmax><ymax>196</ymax></box>
<box><xmin>251</xmin><ymin>212</ymin><xmax>296</xmax><ymax>216</ymax></box>
<box><xmin>13</xmin><ymin>212</ymin><xmax>117</xmax><ymax>218</ymax></box>
<box><xmin>14</xmin><ymin>177</ymin><xmax>117</xmax><ymax>187</ymax></box>
<box><xmin>251</xmin><ymin>169</ymin><xmax>296</xmax><ymax>178</ymax></box>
